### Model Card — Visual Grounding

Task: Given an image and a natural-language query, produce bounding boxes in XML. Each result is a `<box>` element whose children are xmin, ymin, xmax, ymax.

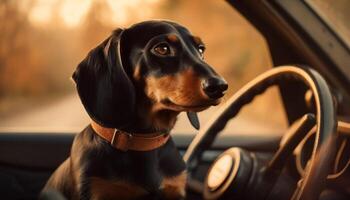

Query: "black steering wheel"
<box><xmin>184</xmin><ymin>66</ymin><xmax>337</xmax><ymax>200</ymax></box>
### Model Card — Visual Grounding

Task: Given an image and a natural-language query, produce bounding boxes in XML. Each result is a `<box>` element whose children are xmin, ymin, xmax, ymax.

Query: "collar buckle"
<box><xmin>111</xmin><ymin>129</ymin><xmax>133</xmax><ymax>151</ymax></box>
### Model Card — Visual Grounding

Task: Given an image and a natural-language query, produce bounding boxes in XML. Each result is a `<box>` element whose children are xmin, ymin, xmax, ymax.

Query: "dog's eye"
<box><xmin>198</xmin><ymin>45</ymin><xmax>205</xmax><ymax>58</ymax></box>
<box><xmin>153</xmin><ymin>43</ymin><xmax>171</xmax><ymax>56</ymax></box>
<box><xmin>198</xmin><ymin>45</ymin><xmax>205</xmax><ymax>54</ymax></box>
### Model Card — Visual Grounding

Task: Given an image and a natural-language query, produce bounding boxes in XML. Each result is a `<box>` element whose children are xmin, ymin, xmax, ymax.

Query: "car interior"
<box><xmin>0</xmin><ymin>0</ymin><xmax>349</xmax><ymax>200</ymax></box>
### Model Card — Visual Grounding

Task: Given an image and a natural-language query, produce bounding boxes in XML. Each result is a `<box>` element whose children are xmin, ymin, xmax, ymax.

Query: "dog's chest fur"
<box><xmin>71</xmin><ymin>125</ymin><xmax>186</xmax><ymax>197</ymax></box>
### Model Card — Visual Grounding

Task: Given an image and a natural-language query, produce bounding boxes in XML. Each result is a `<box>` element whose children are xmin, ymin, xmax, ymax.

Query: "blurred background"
<box><xmin>0</xmin><ymin>0</ymin><xmax>287</xmax><ymax>135</ymax></box>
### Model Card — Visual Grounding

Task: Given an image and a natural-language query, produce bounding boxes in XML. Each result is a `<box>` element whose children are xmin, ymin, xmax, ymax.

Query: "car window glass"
<box><xmin>0</xmin><ymin>0</ymin><xmax>287</xmax><ymax>135</ymax></box>
<box><xmin>306</xmin><ymin>0</ymin><xmax>350</xmax><ymax>48</ymax></box>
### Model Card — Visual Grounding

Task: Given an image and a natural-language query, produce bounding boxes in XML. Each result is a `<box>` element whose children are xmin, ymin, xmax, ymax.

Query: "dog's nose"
<box><xmin>202</xmin><ymin>77</ymin><xmax>228</xmax><ymax>99</ymax></box>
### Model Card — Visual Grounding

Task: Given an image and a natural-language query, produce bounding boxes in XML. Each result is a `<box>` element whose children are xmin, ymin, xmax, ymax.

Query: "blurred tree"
<box><xmin>0</xmin><ymin>0</ymin><xmax>33</xmax><ymax>97</ymax></box>
<box><xmin>79</xmin><ymin>0</ymin><xmax>112</xmax><ymax>52</ymax></box>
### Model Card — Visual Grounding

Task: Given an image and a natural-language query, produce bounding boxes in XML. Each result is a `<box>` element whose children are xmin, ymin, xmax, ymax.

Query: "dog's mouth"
<box><xmin>160</xmin><ymin>98</ymin><xmax>221</xmax><ymax>112</ymax></box>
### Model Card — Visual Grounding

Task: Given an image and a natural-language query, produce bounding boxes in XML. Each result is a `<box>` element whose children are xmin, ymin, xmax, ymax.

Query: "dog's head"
<box><xmin>73</xmin><ymin>20</ymin><xmax>227</xmax><ymax>129</ymax></box>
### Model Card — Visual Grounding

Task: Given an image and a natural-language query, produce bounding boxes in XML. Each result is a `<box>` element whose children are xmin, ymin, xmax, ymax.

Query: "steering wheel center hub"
<box><xmin>204</xmin><ymin>148</ymin><xmax>253</xmax><ymax>199</ymax></box>
<box><xmin>207</xmin><ymin>154</ymin><xmax>234</xmax><ymax>191</ymax></box>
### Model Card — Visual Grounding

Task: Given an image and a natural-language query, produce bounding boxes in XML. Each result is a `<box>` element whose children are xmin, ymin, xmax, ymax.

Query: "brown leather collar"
<box><xmin>91</xmin><ymin>121</ymin><xmax>170</xmax><ymax>152</ymax></box>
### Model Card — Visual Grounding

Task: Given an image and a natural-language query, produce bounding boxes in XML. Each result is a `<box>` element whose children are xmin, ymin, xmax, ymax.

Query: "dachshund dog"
<box><xmin>42</xmin><ymin>20</ymin><xmax>227</xmax><ymax>200</ymax></box>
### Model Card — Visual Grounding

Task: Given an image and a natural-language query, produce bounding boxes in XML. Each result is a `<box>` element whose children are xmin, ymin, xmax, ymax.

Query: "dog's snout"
<box><xmin>201</xmin><ymin>77</ymin><xmax>228</xmax><ymax>99</ymax></box>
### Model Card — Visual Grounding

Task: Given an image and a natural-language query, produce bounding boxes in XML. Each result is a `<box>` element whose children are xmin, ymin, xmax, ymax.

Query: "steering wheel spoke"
<box><xmin>266</xmin><ymin>113</ymin><xmax>316</xmax><ymax>173</ymax></box>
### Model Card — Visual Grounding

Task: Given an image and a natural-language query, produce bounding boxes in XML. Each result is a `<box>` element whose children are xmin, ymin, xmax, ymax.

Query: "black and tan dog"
<box><xmin>42</xmin><ymin>20</ymin><xmax>227</xmax><ymax>200</ymax></box>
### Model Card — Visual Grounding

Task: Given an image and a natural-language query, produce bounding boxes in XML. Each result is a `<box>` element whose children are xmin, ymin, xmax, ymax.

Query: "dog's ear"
<box><xmin>72</xmin><ymin>29</ymin><xmax>135</xmax><ymax>128</ymax></box>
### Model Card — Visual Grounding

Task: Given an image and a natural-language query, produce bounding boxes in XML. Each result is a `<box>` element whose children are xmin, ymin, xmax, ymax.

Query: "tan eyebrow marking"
<box><xmin>193</xmin><ymin>36</ymin><xmax>203</xmax><ymax>45</ymax></box>
<box><xmin>167</xmin><ymin>34</ymin><xmax>179</xmax><ymax>42</ymax></box>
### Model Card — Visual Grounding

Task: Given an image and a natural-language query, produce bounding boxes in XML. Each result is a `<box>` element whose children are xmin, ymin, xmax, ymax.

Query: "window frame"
<box><xmin>228</xmin><ymin>0</ymin><xmax>350</xmax><ymax>123</ymax></box>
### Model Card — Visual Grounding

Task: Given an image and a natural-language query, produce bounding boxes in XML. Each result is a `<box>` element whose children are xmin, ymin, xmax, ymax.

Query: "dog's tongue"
<box><xmin>187</xmin><ymin>112</ymin><xmax>200</xmax><ymax>130</ymax></box>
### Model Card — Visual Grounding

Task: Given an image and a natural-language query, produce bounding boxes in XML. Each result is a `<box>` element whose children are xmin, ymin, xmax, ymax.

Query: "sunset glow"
<box><xmin>28</xmin><ymin>0</ymin><xmax>54</xmax><ymax>25</ymax></box>
<box><xmin>106</xmin><ymin>0</ymin><xmax>160</xmax><ymax>26</ymax></box>
<box><xmin>28</xmin><ymin>0</ymin><xmax>160</xmax><ymax>27</ymax></box>
<box><xmin>60</xmin><ymin>0</ymin><xmax>92</xmax><ymax>27</ymax></box>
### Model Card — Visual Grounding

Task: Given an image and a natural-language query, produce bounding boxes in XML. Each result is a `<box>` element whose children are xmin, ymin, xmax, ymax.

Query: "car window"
<box><xmin>0</xmin><ymin>0</ymin><xmax>287</xmax><ymax>135</ymax></box>
<box><xmin>305</xmin><ymin>0</ymin><xmax>350</xmax><ymax>48</ymax></box>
